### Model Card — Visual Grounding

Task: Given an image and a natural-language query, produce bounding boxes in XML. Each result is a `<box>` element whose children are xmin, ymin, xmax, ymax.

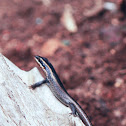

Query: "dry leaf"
<box><xmin>61</xmin><ymin>4</ymin><xmax>78</xmax><ymax>33</ymax></box>
<box><xmin>41</xmin><ymin>39</ymin><xmax>63</xmax><ymax>56</ymax></box>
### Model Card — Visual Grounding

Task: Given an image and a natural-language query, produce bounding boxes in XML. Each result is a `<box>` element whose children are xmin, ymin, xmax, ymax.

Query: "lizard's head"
<box><xmin>34</xmin><ymin>55</ymin><xmax>52</xmax><ymax>74</ymax></box>
<box><xmin>35</xmin><ymin>55</ymin><xmax>57</xmax><ymax>78</ymax></box>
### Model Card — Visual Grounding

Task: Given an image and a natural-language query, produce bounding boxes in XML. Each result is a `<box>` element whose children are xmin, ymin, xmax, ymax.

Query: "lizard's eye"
<box><xmin>42</xmin><ymin>65</ymin><xmax>46</xmax><ymax>69</ymax></box>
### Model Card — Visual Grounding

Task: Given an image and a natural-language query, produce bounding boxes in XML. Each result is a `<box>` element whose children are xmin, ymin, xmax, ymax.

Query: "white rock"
<box><xmin>0</xmin><ymin>53</ymin><xmax>84</xmax><ymax>126</ymax></box>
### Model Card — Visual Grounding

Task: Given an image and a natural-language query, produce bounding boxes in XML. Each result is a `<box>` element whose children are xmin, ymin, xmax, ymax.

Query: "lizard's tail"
<box><xmin>74</xmin><ymin>101</ymin><xmax>92</xmax><ymax>126</ymax></box>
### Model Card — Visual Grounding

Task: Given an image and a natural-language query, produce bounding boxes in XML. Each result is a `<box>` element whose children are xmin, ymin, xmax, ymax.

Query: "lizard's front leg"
<box><xmin>30</xmin><ymin>79</ymin><xmax>48</xmax><ymax>89</ymax></box>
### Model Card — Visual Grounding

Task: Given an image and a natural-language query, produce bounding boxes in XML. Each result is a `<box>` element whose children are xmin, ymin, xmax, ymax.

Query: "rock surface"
<box><xmin>0</xmin><ymin>53</ymin><xmax>84</xmax><ymax>126</ymax></box>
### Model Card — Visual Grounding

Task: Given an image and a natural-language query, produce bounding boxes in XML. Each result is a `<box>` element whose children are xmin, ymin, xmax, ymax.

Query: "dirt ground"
<box><xmin>0</xmin><ymin>0</ymin><xmax>126</xmax><ymax>126</ymax></box>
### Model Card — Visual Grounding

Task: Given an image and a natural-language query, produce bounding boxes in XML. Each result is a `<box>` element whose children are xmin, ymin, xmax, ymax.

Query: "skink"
<box><xmin>30</xmin><ymin>56</ymin><xmax>92</xmax><ymax>126</ymax></box>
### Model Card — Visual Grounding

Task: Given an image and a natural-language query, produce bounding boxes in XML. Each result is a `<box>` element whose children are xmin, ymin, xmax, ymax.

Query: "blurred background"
<box><xmin>0</xmin><ymin>0</ymin><xmax>126</xmax><ymax>125</ymax></box>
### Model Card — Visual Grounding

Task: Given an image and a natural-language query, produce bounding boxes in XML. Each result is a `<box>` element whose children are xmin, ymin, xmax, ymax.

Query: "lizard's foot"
<box><xmin>69</xmin><ymin>112</ymin><xmax>77</xmax><ymax>117</ymax></box>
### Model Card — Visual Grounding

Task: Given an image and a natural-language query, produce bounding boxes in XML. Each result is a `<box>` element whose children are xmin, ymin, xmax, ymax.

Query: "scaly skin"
<box><xmin>30</xmin><ymin>56</ymin><xmax>92</xmax><ymax>126</ymax></box>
